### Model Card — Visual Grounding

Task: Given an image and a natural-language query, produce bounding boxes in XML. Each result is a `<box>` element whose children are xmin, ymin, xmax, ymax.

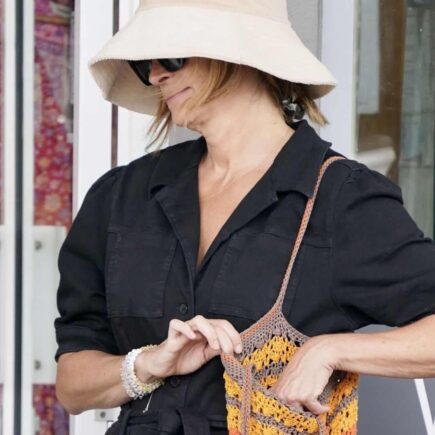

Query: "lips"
<box><xmin>165</xmin><ymin>88</ymin><xmax>189</xmax><ymax>102</ymax></box>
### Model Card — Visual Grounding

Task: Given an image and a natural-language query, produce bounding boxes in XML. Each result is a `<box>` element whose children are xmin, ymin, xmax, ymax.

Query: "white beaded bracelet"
<box><xmin>121</xmin><ymin>345</ymin><xmax>164</xmax><ymax>400</ymax></box>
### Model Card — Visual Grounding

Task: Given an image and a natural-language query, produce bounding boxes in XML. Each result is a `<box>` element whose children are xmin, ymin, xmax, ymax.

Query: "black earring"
<box><xmin>282</xmin><ymin>97</ymin><xmax>305</xmax><ymax>120</ymax></box>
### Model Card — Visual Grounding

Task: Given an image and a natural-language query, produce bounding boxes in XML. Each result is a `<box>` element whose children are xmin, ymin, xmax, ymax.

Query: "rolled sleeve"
<box><xmin>54</xmin><ymin>166</ymin><xmax>124</xmax><ymax>361</ymax></box>
<box><xmin>330</xmin><ymin>166</ymin><xmax>435</xmax><ymax>329</ymax></box>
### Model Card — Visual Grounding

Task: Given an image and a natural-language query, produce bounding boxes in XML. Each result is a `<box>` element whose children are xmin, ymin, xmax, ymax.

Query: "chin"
<box><xmin>171</xmin><ymin>110</ymin><xmax>194</xmax><ymax>129</ymax></box>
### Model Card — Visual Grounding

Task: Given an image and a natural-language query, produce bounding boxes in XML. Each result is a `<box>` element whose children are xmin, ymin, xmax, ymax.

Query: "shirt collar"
<box><xmin>147</xmin><ymin>119</ymin><xmax>331</xmax><ymax>199</ymax></box>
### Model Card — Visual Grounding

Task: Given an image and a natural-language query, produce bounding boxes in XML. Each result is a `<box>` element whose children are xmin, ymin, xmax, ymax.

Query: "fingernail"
<box><xmin>236</xmin><ymin>344</ymin><xmax>243</xmax><ymax>353</ymax></box>
<box><xmin>212</xmin><ymin>340</ymin><xmax>220</xmax><ymax>350</ymax></box>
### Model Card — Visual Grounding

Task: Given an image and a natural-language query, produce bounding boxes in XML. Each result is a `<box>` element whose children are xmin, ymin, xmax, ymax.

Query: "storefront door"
<box><xmin>1</xmin><ymin>0</ymin><xmax>434</xmax><ymax>434</ymax></box>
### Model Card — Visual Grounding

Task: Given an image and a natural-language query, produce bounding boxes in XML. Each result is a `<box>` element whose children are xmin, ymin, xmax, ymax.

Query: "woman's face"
<box><xmin>148</xmin><ymin>57</ymin><xmax>262</xmax><ymax>132</ymax></box>
<box><xmin>148</xmin><ymin>57</ymin><xmax>208</xmax><ymax>124</ymax></box>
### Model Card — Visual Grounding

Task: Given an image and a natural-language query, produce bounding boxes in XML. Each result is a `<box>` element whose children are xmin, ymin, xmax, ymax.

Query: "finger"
<box><xmin>303</xmin><ymin>399</ymin><xmax>330</xmax><ymax>415</ymax></box>
<box><xmin>168</xmin><ymin>319</ymin><xmax>196</xmax><ymax>341</ymax></box>
<box><xmin>187</xmin><ymin>315</ymin><xmax>221</xmax><ymax>351</ymax></box>
<box><xmin>287</xmin><ymin>402</ymin><xmax>304</xmax><ymax>413</ymax></box>
<box><xmin>271</xmin><ymin>386</ymin><xmax>305</xmax><ymax>413</ymax></box>
<box><xmin>214</xmin><ymin>325</ymin><xmax>236</xmax><ymax>354</ymax></box>
<box><xmin>209</xmin><ymin>319</ymin><xmax>243</xmax><ymax>353</ymax></box>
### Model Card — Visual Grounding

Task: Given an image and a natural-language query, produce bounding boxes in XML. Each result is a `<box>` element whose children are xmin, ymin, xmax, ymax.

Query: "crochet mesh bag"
<box><xmin>221</xmin><ymin>156</ymin><xmax>359</xmax><ymax>435</ymax></box>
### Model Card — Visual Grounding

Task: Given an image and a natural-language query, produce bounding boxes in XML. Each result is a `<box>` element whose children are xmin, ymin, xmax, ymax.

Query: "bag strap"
<box><xmin>274</xmin><ymin>156</ymin><xmax>345</xmax><ymax>313</ymax></box>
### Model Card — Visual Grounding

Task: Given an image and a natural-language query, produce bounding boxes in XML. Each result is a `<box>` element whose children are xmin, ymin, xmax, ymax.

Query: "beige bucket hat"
<box><xmin>88</xmin><ymin>0</ymin><xmax>338</xmax><ymax>116</ymax></box>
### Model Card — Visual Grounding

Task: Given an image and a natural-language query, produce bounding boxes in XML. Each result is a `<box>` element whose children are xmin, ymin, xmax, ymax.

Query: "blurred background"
<box><xmin>0</xmin><ymin>0</ymin><xmax>434</xmax><ymax>434</ymax></box>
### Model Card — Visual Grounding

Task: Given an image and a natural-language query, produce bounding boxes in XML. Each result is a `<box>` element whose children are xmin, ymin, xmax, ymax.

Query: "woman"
<box><xmin>54</xmin><ymin>0</ymin><xmax>435</xmax><ymax>434</ymax></box>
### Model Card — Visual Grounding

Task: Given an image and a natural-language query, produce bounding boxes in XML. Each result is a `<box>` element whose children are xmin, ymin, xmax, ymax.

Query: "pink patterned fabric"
<box><xmin>34</xmin><ymin>0</ymin><xmax>74</xmax><ymax>229</ymax></box>
<box><xmin>33</xmin><ymin>1</ymin><xmax>74</xmax><ymax>433</ymax></box>
<box><xmin>33</xmin><ymin>385</ymin><xmax>69</xmax><ymax>435</ymax></box>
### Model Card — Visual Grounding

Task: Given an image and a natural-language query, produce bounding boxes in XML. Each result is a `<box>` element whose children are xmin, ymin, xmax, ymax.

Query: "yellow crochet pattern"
<box><xmin>221</xmin><ymin>156</ymin><xmax>359</xmax><ymax>435</ymax></box>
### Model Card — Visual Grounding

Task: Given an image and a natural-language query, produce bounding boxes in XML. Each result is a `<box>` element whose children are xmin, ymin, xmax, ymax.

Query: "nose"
<box><xmin>148</xmin><ymin>59</ymin><xmax>173</xmax><ymax>86</ymax></box>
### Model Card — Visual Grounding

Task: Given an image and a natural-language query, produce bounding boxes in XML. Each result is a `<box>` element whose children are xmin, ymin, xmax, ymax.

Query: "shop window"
<box><xmin>356</xmin><ymin>0</ymin><xmax>435</xmax><ymax>237</ymax></box>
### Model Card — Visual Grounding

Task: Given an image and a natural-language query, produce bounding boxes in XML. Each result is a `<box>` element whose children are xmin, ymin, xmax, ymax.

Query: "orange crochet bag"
<box><xmin>221</xmin><ymin>156</ymin><xmax>359</xmax><ymax>435</ymax></box>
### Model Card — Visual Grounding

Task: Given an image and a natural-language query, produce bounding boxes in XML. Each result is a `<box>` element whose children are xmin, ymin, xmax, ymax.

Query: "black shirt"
<box><xmin>54</xmin><ymin>120</ymin><xmax>435</xmax><ymax>434</ymax></box>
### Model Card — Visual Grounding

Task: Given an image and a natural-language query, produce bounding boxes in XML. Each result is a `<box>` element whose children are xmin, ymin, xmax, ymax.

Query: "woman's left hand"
<box><xmin>270</xmin><ymin>335</ymin><xmax>336</xmax><ymax>415</ymax></box>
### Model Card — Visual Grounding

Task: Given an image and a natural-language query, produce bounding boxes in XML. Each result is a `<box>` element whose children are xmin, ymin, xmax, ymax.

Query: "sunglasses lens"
<box><xmin>128</xmin><ymin>58</ymin><xmax>186</xmax><ymax>86</ymax></box>
<box><xmin>128</xmin><ymin>59</ymin><xmax>152</xmax><ymax>86</ymax></box>
<box><xmin>159</xmin><ymin>58</ymin><xmax>186</xmax><ymax>72</ymax></box>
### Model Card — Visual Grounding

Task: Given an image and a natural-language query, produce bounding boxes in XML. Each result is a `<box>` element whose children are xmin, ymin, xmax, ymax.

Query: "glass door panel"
<box><xmin>398</xmin><ymin>0</ymin><xmax>435</xmax><ymax>237</ymax></box>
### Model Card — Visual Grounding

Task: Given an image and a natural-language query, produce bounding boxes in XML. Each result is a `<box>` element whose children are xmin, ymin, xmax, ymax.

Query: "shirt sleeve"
<box><xmin>330</xmin><ymin>165</ymin><xmax>435</xmax><ymax>330</ymax></box>
<box><xmin>54</xmin><ymin>166</ymin><xmax>124</xmax><ymax>361</ymax></box>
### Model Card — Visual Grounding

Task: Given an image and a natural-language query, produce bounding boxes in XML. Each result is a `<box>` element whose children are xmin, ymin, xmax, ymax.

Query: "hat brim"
<box><xmin>89</xmin><ymin>6</ymin><xmax>338</xmax><ymax>115</ymax></box>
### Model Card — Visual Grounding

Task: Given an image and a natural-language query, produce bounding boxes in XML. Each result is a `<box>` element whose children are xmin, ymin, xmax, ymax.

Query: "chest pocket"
<box><xmin>207</xmin><ymin>227</ymin><xmax>331</xmax><ymax>322</ymax></box>
<box><xmin>105</xmin><ymin>225</ymin><xmax>177</xmax><ymax>318</ymax></box>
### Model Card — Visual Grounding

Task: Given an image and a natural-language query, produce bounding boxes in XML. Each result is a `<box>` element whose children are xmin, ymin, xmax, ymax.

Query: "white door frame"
<box><xmin>70</xmin><ymin>0</ymin><xmax>114</xmax><ymax>432</ymax></box>
<box><xmin>1</xmin><ymin>0</ymin><xmax>17</xmax><ymax>433</ymax></box>
<box><xmin>319</xmin><ymin>0</ymin><xmax>358</xmax><ymax>159</ymax></box>
<box><xmin>20</xmin><ymin>0</ymin><xmax>35</xmax><ymax>432</ymax></box>
<box><xmin>73</xmin><ymin>0</ymin><xmax>114</xmax><ymax>210</ymax></box>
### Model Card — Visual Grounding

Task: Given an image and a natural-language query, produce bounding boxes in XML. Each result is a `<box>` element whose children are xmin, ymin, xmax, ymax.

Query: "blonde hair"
<box><xmin>146</xmin><ymin>58</ymin><xmax>328</xmax><ymax>151</ymax></box>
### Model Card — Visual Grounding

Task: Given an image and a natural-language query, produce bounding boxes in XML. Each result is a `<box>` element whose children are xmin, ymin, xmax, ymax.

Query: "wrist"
<box><xmin>121</xmin><ymin>345</ymin><xmax>165</xmax><ymax>400</ymax></box>
<box><xmin>320</xmin><ymin>333</ymin><xmax>352</xmax><ymax>371</ymax></box>
<box><xmin>309</xmin><ymin>334</ymin><xmax>343</xmax><ymax>371</ymax></box>
<box><xmin>135</xmin><ymin>344</ymin><xmax>165</xmax><ymax>381</ymax></box>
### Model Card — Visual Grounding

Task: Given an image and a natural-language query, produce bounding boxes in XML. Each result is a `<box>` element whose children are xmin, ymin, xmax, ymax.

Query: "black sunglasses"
<box><xmin>128</xmin><ymin>58</ymin><xmax>187</xmax><ymax>86</ymax></box>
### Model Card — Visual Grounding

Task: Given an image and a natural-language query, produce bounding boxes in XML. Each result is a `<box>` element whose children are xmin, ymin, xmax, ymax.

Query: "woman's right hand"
<box><xmin>135</xmin><ymin>315</ymin><xmax>243</xmax><ymax>380</ymax></box>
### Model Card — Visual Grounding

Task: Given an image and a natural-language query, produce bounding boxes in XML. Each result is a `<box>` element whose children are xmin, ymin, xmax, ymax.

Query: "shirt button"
<box><xmin>178</xmin><ymin>303</ymin><xmax>188</xmax><ymax>315</ymax></box>
<box><xmin>169</xmin><ymin>376</ymin><xmax>181</xmax><ymax>388</ymax></box>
